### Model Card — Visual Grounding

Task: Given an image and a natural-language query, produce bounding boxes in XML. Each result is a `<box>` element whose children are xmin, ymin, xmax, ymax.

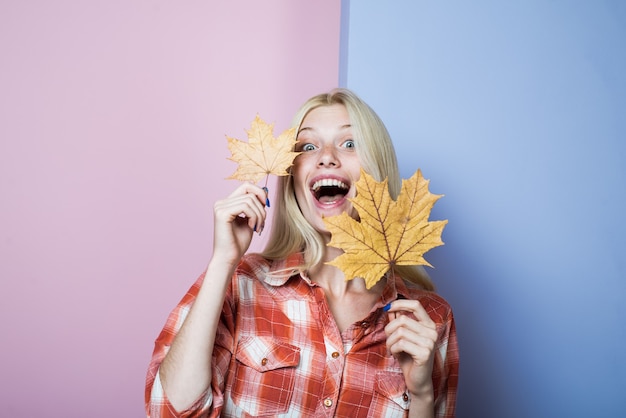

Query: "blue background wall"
<box><xmin>343</xmin><ymin>1</ymin><xmax>626</xmax><ymax>417</ymax></box>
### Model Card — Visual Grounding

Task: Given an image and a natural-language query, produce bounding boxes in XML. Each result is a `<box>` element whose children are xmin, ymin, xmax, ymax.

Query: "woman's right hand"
<box><xmin>211</xmin><ymin>182</ymin><xmax>268</xmax><ymax>266</ymax></box>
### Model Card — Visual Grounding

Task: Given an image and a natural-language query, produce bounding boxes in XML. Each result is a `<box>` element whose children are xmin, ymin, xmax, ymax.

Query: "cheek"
<box><xmin>291</xmin><ymin>171</ymin><xmax>308</xmax><ymax>204</ymax></box>
<box><xmin>291</xmin><ymin>156</ymin><xmax>314</xmax><ymax>188</ymax></box>
<box><xmin>291</xmin><ymin>156</ymin><xmax>306</xmax><ymax>179</ymax></box>
<box><xmin>291</xmin><ymin>166</ymin><xmax>304</xmax><ymax>191</ymax></box>
<box><xmin>293</xmin><ymin>182</ymin><xmax>306</xmax><ymax>202</ymax></box>
<box><xmin>348</xmin><ymin>153</ymin><xmax>363</xmax><ymax>170</ymax></box>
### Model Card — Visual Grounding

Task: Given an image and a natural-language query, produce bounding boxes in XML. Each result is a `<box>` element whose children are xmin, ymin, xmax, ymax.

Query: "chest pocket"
<box><xmin>230</xmin><ymin>336</ymin><xmax>301</xmax><ymax>416</ymax></box>
<box><xmin>367</xmin><ymin>370</ymin><xmax>411</xmax><ymax>417</ymax></box>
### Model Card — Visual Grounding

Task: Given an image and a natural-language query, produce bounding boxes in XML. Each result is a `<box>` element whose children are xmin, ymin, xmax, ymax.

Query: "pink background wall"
<box><xmin>0</xmin><ymin>1</ymin><xmax>341</xmax><ymax>416</ymax></box>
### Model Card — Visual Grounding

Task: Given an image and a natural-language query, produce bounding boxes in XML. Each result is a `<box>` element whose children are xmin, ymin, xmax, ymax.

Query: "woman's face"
<box><xmin>292</xmin><ymin>104</ymin><xmax>362</xmax><ymax>236</ymax></box>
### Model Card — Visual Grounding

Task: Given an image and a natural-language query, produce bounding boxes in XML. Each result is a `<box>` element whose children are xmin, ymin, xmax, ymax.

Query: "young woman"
<box><xmin>145</xmin><ymin>89</ymin><xmax>459</xmax><ymax>417</ymax></box>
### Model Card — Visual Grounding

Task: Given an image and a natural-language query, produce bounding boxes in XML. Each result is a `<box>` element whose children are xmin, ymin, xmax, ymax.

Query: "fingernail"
<box><xmin>383</xmin><ymin>302</ymin><xmax>391</xmax><ymax>312</ymax></box>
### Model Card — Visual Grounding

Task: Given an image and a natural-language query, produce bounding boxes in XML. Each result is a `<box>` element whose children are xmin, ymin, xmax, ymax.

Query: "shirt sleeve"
<box><xmin>145</xmin><ymin>272</ymin><xmax>237</xmax><ymax>418</ymax></box>
<box><xmin>433</xmin><ymin>302</ymin><xmax>460</xmax><ymax>418</ymax></box>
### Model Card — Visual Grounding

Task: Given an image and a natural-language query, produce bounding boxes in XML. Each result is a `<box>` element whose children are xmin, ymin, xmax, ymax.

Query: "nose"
<box><xmin>317</xmin><ymin>145</ymin><xmax>339</xmax><ymax>167</ymax></box>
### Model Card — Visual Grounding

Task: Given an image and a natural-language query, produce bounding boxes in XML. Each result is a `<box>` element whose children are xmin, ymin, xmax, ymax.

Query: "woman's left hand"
<box><xmin>384</xmin><ymin>298</ymin><xmax>438</xmax><ymax>398</ymax></box>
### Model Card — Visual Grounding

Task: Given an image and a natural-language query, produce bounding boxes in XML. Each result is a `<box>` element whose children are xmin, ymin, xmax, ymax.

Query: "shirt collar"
<box><xmin>262</xmin><ymin>254</ymin><xmax>411</xmax><ymax>306</ymax></box>
<box><xmin>261</xmin><ymin>252</ymin><xmax>306</xmax><ymax>286</ymax></box>
<box><xmin>379</xmin><ymin>271</ymin><xmax>411</xmax><ymax>307</ymax></box>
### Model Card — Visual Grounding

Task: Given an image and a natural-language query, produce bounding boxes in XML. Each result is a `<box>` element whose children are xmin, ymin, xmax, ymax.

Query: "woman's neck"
<box><xmin>307</xmin><ymin>246</ymin><xmax>385</xmax><ymax>333</ymax></box>
<box><xmin>307</xmin><ymin>245</ymin><xmax>384</xmax><ymax>298</ymax></box>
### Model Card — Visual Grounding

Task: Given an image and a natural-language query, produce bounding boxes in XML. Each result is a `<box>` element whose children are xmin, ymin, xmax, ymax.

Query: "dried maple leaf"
<box><xmin>324</xmin><ymin>169</ymin><xmax>447</xmax><ymax>289</ymax></box>
<box><xmin>226</xmin><ymin>115</ymin><xmax>299</xmax><ymax>184</ymax></box>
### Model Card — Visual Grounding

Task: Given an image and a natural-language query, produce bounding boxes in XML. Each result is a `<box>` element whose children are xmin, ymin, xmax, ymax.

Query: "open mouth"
<box><xmin>311</xmin><ymin>178</ymin><xmax>350</xmax><ymax>204</ymax></box>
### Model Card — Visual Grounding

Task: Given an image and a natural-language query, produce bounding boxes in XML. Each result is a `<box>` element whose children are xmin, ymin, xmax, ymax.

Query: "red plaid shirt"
<box><xmin>146</xmin><ymin>253</ymin><xmax>459</xmax><ymax>417</ymax></box>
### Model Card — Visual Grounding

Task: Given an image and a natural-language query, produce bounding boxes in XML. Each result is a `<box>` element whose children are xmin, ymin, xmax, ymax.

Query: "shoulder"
<box><xmin>229</xmin><ymin>254</ymin><xmax>304</xmax><ymax>307</ymax></box>
<box><xmin>236</xmin><ymin>253</ymin><xmax>272</xmax><ymax>276</ymax></box>
<box><xmin>234</xmin><ymin>253</ymin><xmax>303</xmax><ymax>286</ymax></box>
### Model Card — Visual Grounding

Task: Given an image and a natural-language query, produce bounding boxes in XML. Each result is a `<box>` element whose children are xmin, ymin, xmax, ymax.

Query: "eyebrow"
<box><xmin>297</xmin><ymin>124</ymin><xmax>352</xmax><ymax>135</ymax></box>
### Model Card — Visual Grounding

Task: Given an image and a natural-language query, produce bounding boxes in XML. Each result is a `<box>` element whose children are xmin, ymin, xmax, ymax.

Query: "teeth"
<box><xmin>311</xmin><ymin>179</ymin><xmax>348</xmax><ymax>191</ymax></box>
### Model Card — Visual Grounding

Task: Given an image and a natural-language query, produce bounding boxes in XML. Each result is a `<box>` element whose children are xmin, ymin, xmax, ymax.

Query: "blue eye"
<box><xmin>301</xmin><ymin>143</ymin><xmax>316</xmax><ymax>152</ymax></box>
<box><xmin>343</xmin><ymin>140</ymin><xmax>355</xmax><ymax>149</ymax></box>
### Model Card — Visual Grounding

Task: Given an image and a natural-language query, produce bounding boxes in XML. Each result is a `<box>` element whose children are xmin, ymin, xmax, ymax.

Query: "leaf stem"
<box><xmin>263</xmin><ymin>175</ymin><xmax>270</xmax><ymax>207</ymax></box>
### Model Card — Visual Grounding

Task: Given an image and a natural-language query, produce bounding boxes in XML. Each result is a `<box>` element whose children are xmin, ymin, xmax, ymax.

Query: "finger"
<box><xmin>387</xmin><ymin>337</ymin><xmax>434</xmax><ymax>364</ymax></box>
<box><xmin>228</xmin><ymin>184</ymin><xmax>270</xmax><ymax>232</ymax></box>
<box><xmin>215</xmin><ymin>194</ymin><xmax>264</xmax><ymax>221</ymax></box>
<box><xmin>385</xmin><ymin>327</ymin><xmax>437</xmax><ymax>371</ymax></box>
<box><xmin>235</xmin><ymin>197</ymin><xmax>266</xmax><ymax>230</ymax></box>
<box><xmin>228</xmin><ymin>183</ymin><xmax>269</xmax><ymax>208</ymax></box>
<box><xmin>215</xmin><ymin>194</ymin><xmax>266</xmax><ymax>231</ymax></box>
<box><xmin>262</xmin><ymin>186</ymin><xmax>270</xmax><ymax>208</ymax></box>
<box><xmin>386</xmin><ymin>317</ymin><xmax>438</xmax><ymax>350</ymax></box>
<box><xmin>385</xmin><ymin>320</ymin><xmax>437</xmax><ymax>352</ymax></box>
<box><xmin>385</xmin><ymin>309</ymin><xmax>438</xmax><ymax>351</ymax></box>
<box><xmin>385</xmin><ymin>299</ymin><xmax>435</xmax><ymax>327</ymax></box>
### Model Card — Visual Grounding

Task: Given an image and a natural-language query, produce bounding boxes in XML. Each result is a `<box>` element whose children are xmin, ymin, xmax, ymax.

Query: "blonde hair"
<box><xmin>261</xmin><ymin>88</ymin><xmax>434</xmax><ymax>291</ymax></box>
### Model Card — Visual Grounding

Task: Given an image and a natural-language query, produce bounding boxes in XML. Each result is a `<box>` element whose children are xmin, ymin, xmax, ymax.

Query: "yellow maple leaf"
<box><xmin>324</xmin><ymin>169</ymin><xmax>447</xmax><ymax>289</ymax></box>
<box><xmin>226</xmin><ymin>115</ymin><xmax>300</xmax><ymax>183</ymax></box>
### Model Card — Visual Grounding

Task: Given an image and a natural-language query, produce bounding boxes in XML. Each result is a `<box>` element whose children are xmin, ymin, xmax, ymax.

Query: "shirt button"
<box><xmin>261</xmin><ymin>358</ymin><xmax>268</xmax><ymax>366</ymax></box>
<box><xmin>331</xmin><ymin>351</ymin><xmax>340</xmax><ymax>358</ymax></box>
<box><xmin>323</xmin><ymin>398</ymin><xmax>333</xmax><ymax>407</ymax></box>
<box><xmin>402</xmin><ymin>392</ymin><xmax>409</xmax><ymax>402</ymax></box>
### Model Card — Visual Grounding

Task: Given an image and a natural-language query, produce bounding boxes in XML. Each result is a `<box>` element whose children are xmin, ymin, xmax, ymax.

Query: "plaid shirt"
<box><xmin>146</xmin><ymin>253</ymin><xmax>459</xmax><ymax>417</ymax></box>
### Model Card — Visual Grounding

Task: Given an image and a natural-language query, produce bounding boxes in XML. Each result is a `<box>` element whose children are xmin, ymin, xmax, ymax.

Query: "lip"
<box><xmin>308</xmin><ymin>174</ymin><xmax>351</xmax><ymax>189</ymax></box>
<box><xmin>308</xmin><ymin>174</ymin><xmax>353</xmax><ymax>210</ymax></box>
